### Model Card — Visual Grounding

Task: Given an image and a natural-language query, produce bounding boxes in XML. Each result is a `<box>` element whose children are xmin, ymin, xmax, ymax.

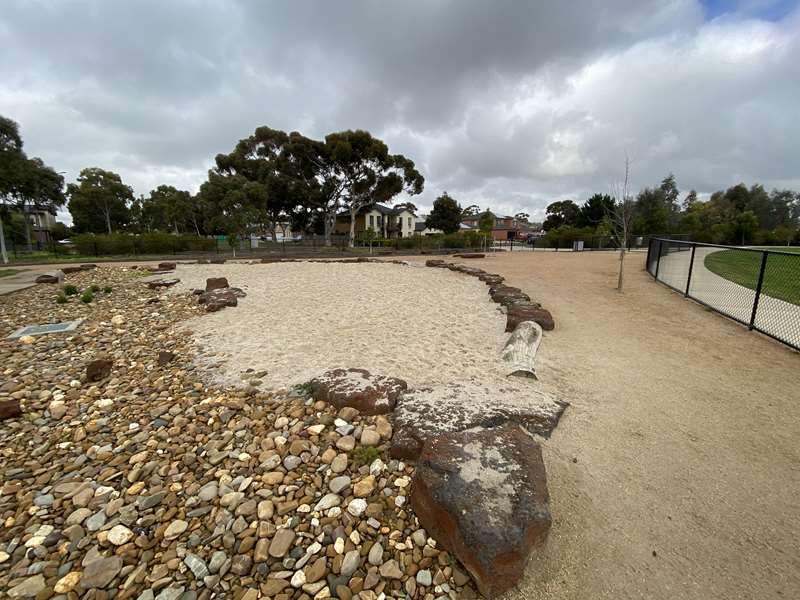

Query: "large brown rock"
<box><xmin>479</xmin><ymin>273</ymin><xmax>504</xmax><ymax>285</ymax></box>
<box><xmin>506</xmin><ymin>304</ymin><xmax>554</xmax><ymax>332</ymax></box>
<box><xmin>147</xmin><ymin>278</ymin><xmax>180</xmax><ymax>289</ymax></box>
<box><xmin>453</xmin><ymin>253</ymin><xmax>485</xmax><ymax>259</ymax></box>
<box><xmin>410</xmin><ymin>425</ymin><xmax>551</xmax><ymax>599</ymax></box>
<box><xmin>205</xmin><ymin>277</ymin><xmax>229</xmax><ymax>291</ymax></box>
<box><xmin>158</xmin><ymin>262</ymin><xmax>177</xmax><ymax>271</ymax></box>
<box><xmin>310</xmin><ymin>368</ymin><xmax>407</xmax><ymax>415</ymax></box>
<box><xmin>86</xmin><ymin>359</ymin><xmax>113</xmax><ymax>382</ymax></box>
<box><xmin>198</xmin><ymin>288</ymin><xmax>240</xmax><ymax>312</ymax></box>
<box><xmin>157</xmin><ymin>351</ymin><xmax>176</xmax><ymax>366</ymax></box>
<box><xmin>390</xmin><ymin>383</ymin><xmax>567</xmax><ymax>460</ymax></box>
<box><xmin>0</xmin><ymin>398</ymin><xmax>22</xmax><ymax>420</ymax></box>
<box><xmin>425</xmin><ymin>259</ymin><xmax>447</xmax><ymax>267</ymax></box>
<box><xmin>489</xmin><ymin>284</ymin><xmax>531</xmax><ymax>307</ymax></box>
<box><xmin>35</xmin><ymin>270</ymin><xmax>64</xmax><ymax>284</ymax></box>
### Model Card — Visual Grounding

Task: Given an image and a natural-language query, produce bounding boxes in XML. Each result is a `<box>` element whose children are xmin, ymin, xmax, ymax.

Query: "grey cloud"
<box><xmin>0</xmin><ymin>0</ymin><xmax>796</xmax><ymax>225</ymax></box>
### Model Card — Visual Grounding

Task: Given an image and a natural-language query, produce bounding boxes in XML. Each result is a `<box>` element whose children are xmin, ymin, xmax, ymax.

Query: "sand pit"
<box><xmin>173</xmin><ymin>261</ymin><xmax>528</xmax><ymax>392</ymax></box>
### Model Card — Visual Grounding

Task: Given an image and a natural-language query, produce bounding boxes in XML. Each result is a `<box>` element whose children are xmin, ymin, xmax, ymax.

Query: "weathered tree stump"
<box><xmin>502</xmin><ymin>321</ymin><xmax>543</xmax><ymax>379</ymax></box>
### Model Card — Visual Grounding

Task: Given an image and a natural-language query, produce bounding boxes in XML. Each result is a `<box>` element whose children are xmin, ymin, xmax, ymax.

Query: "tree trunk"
<box><xmin>270</xmin><ymin>225</ymin><xmax>278</xmax><ymax>242</ymax></box>
<box><xmin>23</xmin><ymin>211</ymin><xmax>33</xmax><ymax>252</ymax></box>
<box><xmin>501</xmin><ymin>321</ymin><xmax>542</xmax><ymax>379</ymax></box>
<box><xmin>104</xmin><ymin>205</ymin><xmax>112</xmax><ymax>234</ymax></box>
<box><xmin>0</xmin><ymin>213</ymin><xmax>8</xmax><ymax>264</ymax></box>
<box><xmin>617</xmin><ymin>246</ymin><xmax>625</xmax><ymax>292</ymax></box>
<box><xmin>324</xmin><ymin>211</ymin><xmax>333</xmax><ymax>247</ymax></box>
<box><xmin>192</xmin><ymin>217</ymin><xmax>200</xmax><ymax>236</ymax></box>
<box><xmin>348</xmin><ymin>209</ymin><xmax>358</xmax><ymax>248</ymax></box>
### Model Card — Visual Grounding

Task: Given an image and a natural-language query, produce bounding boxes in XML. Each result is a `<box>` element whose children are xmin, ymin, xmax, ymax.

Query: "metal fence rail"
<box><xmin>646</xmin><ymin>238</ymin><xmax>800</xmax><ymax>351</ymax></box>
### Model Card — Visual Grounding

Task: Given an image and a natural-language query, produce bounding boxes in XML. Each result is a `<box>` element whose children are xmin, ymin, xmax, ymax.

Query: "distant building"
<box><xmin>461</xmin><ymin>214</ymin><xmax>540</xmax><ymax>240</ymax></box>
<box><xmin>21</xmin><ymin>206</ymin><xmax>58</xmax><ymax>246</ymax></box>
<box><xmin>334</xmin><ymin>204</ymin><xmax>417</xmax><ymax>238</ymax></box>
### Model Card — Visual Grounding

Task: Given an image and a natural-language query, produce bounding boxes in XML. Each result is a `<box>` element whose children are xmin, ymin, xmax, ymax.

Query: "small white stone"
<box><xmin>369</xmin><ymin>458</ymin><xmax>385</xmax><ymax>476</ymax></box>
<box><xmin>108</xmin><ymin>524</ymin><xmax>134</xmax><ymax>546</ymax></box>
<box><xmin>347</xmin><ymin>499</ymin><xmax>367</xmax><ymax>517</ymax></box>
<box><xmin>291</xmin><ymin>570</ymin><xmax>307</xmax><ymax>587</ymax></box>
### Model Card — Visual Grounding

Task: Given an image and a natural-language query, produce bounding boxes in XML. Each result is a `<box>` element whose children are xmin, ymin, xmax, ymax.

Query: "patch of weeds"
<box><xmin>80</xmin><ymin>290</ymin><xmax>94</xmax><ymax>303</ymax></box>
<box><xmin>353</xmin><ymin>446</ymin><xmax>381</xmax><ymax>466</ymax></box>
<box><xmin>55</xmin><ymin>293</ymin><xmax>67</xmax><ymax>304</ymax></box>
<box><xmin>63</xmin><ymin>284</ymin><xmax>79</xmax><ymax>295</ymax></box>
<box><xmin>89</xmin><ymin>284</ymin><xmax>101</xmax><ymax>293</ymax></box>
<box><xmin>292</xmin><ymin>380</ymin><xmax>315</xmax><ymax>397</ymax></box>
<box><xmin>103</xmin><ymin>286</ymin><xmax>113</xmax><ymax>294</ymax></box>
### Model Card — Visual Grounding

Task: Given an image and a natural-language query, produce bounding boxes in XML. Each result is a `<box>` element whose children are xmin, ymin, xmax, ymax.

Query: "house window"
<box><xmin>408</xmin><ymin>217</ymin><xmax>412</xmax><ymax>228</ymax></box>
<box><xmin>369</xmin><ymin>215</ymin><xmax>374</xmax><ymax>228</ymax></box>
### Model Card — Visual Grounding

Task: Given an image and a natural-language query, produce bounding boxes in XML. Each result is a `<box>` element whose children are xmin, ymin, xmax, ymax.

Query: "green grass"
<box><xmin>0</xmin><ymin>268</ymin><xmax>24</xmax><ymax>278</ymax></box>
<box><xmin>704</xmin><ymin>248</ymin><xmax>800</xmax><ymax>306</ymax></box>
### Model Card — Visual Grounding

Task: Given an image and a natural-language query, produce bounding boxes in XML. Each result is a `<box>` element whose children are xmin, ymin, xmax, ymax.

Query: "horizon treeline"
<box><xmin>543</xmin><ymin>174</ymin><xmax>800</xmax><ymax>246</ymax></box>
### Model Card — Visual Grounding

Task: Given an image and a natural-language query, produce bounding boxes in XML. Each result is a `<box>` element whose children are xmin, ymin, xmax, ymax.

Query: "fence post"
<box><xmin>654</xmin><ymin>240</ymin><xmax>664</xmax><ymax>280</ymax></box>
<box><xmin>685</xmin><ymin>243</ymin><xmax>696</xmax><ymax>297</ymax></box>
<box><xmin>645</xmin><ymin>238</ymin><xmax>653</xmax><ymax>269</ymax></box>
<box><xmin>748</xmin><ymin>251</ymin><xmax>769</xmax><ymax>330</ymax></box>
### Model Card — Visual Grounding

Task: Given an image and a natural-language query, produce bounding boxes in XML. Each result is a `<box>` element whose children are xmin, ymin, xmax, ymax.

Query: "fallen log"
<box><xmin>501</xmin><ymin>321</ymin><xmax>543</xmax><ymax>379</ymax></box>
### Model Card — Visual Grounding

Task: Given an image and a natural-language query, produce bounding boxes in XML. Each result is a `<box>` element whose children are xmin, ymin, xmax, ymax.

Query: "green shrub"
<box><xmin>63</xmin><ymin>284</ymin><xmax>79</xmax><ymax>295</ymax></box>
<box><xmin>55</xmin><ymin>293</ymin><xmax>67</xmax><ymax>304</ymax></box>
<box><xmin>353</xmin><ymin>446</ymin><xmax>381</xmax><ymax>466</ymax></box>
<box><xmin>103</xmin><ymin>286</ymin><xmax>113</xmax><ymax>294</ymax></box>
<box><xmin>90</xmin><ymin>284</ymin><xmax>101</xmax><ymax>293</ymax></box>
<box><xmin>80</xmin><ymin>290</ymin><xmax>94</xmax><ymax>303</ymax></box>
<box><xmin>72</xmin><ymin>233</ymin><xmax>216</xmax><ymax>256</ymax></box>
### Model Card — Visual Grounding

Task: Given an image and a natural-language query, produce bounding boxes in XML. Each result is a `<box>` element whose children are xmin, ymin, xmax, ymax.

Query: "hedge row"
<box><xmin>357</xmin><ymin>231</ymin><xmax>490</xmax><ymax>250</ymax></box>
<box><xmin>72</xmin><ymin>233</ymin><xmax>216</xmax><ymax>256</ymax></box>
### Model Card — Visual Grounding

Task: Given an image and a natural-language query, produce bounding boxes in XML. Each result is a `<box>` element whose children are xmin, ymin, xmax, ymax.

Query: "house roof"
<box><xmin>337</xmin><ymin>203</ymin><xmax>415</xmax><ymax>218</ymax></box>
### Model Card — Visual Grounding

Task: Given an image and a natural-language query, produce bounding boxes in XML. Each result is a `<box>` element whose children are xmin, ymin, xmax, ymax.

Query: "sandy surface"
<box><xmin>173</xmin><ymin>261</ymin><xmax>529</xmax><ymax>392</ymax></box>
<box><xmin>401</xmin><ymin>251</ymin><xmax>799</xmax><ymax>600</ymax></box>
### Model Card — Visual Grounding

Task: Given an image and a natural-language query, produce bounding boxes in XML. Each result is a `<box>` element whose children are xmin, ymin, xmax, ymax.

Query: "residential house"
<box><xmin>20</xmin><ymin>206</ymin><xmax>58</xmax><ymax>246</ymax></box>
<box><xmin>461</xmin><ymin>214</ymin><xmax>538</xmax><ymax>240</ymax></box>
<box><xmin>413</xmin><ymin>214</ymin><xmax>442</xmax><ymax>236</ymax></box>
<box><xmin>335</xmin><ymin>204</ymin><xmax>417</xmax><ymax>238</ymax></box>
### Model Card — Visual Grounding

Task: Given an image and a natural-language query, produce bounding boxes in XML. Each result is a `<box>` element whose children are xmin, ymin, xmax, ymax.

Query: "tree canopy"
<box><xmin>426</xmin><ymin>192</ymin><xmax>463</xmax><ymax>234</ymax></box>
<box><xmin>478</xmin><ymin>210</ymin><xmax>496</xmax><ymax>232</ymax></box>
<box><xmin>543</xmin><ymin>200</ymin><xmax>580</xmax><ymax>230</ymax></box>
<box><xmin>0</xmin><ymin>115</ymin><xmax>65</xmax><ymax>256</ymax></box>
<box><xmin>67</xmin><ymin>168</ymin><xmax>133</xmax><ymax>234</ymax></box>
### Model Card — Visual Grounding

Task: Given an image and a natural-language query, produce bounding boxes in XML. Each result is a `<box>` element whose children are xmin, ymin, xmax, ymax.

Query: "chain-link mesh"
<box><xmin>648</xmin><ymin>238</ymin><xmax>800</xmax><ymax>351</ymax></box>
<box><xmin>690</xmin><ymin>247</ymin><xmax>758</xmax><ymax>325</ymax></box>
<box><xmin>752</xmin><ymin>251</ymin><xmax>800</xmax><ymax>348</ymax></box>
<box><xmin>656</xmin><ymin>240</ymin><xmax>693</xmax><ymax>293</ymax></box>
<box><xmin>646</xmin><ymin>238</ymin><xmax>659</xmax><ymax>275</ymax></box>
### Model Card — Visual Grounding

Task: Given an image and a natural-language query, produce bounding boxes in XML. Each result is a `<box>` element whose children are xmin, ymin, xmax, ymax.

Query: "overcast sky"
<box><xmin>2</xmin><ymin>0</ymin><xmax>798</xmax><ymax>225</ymax></box>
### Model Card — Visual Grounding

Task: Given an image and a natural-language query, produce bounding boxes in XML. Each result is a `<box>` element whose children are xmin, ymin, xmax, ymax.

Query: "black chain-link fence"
<box><xmin>646</xmin><ymin>238</ymin><xmax>800</xmax><ymax>351</ymax></box>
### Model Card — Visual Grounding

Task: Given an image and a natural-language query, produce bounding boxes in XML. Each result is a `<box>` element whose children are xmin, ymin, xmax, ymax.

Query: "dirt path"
<box><xmin>416</xmin><ymin>251</ymin><xmax>799</xmax><ymax>600</ymax></box>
